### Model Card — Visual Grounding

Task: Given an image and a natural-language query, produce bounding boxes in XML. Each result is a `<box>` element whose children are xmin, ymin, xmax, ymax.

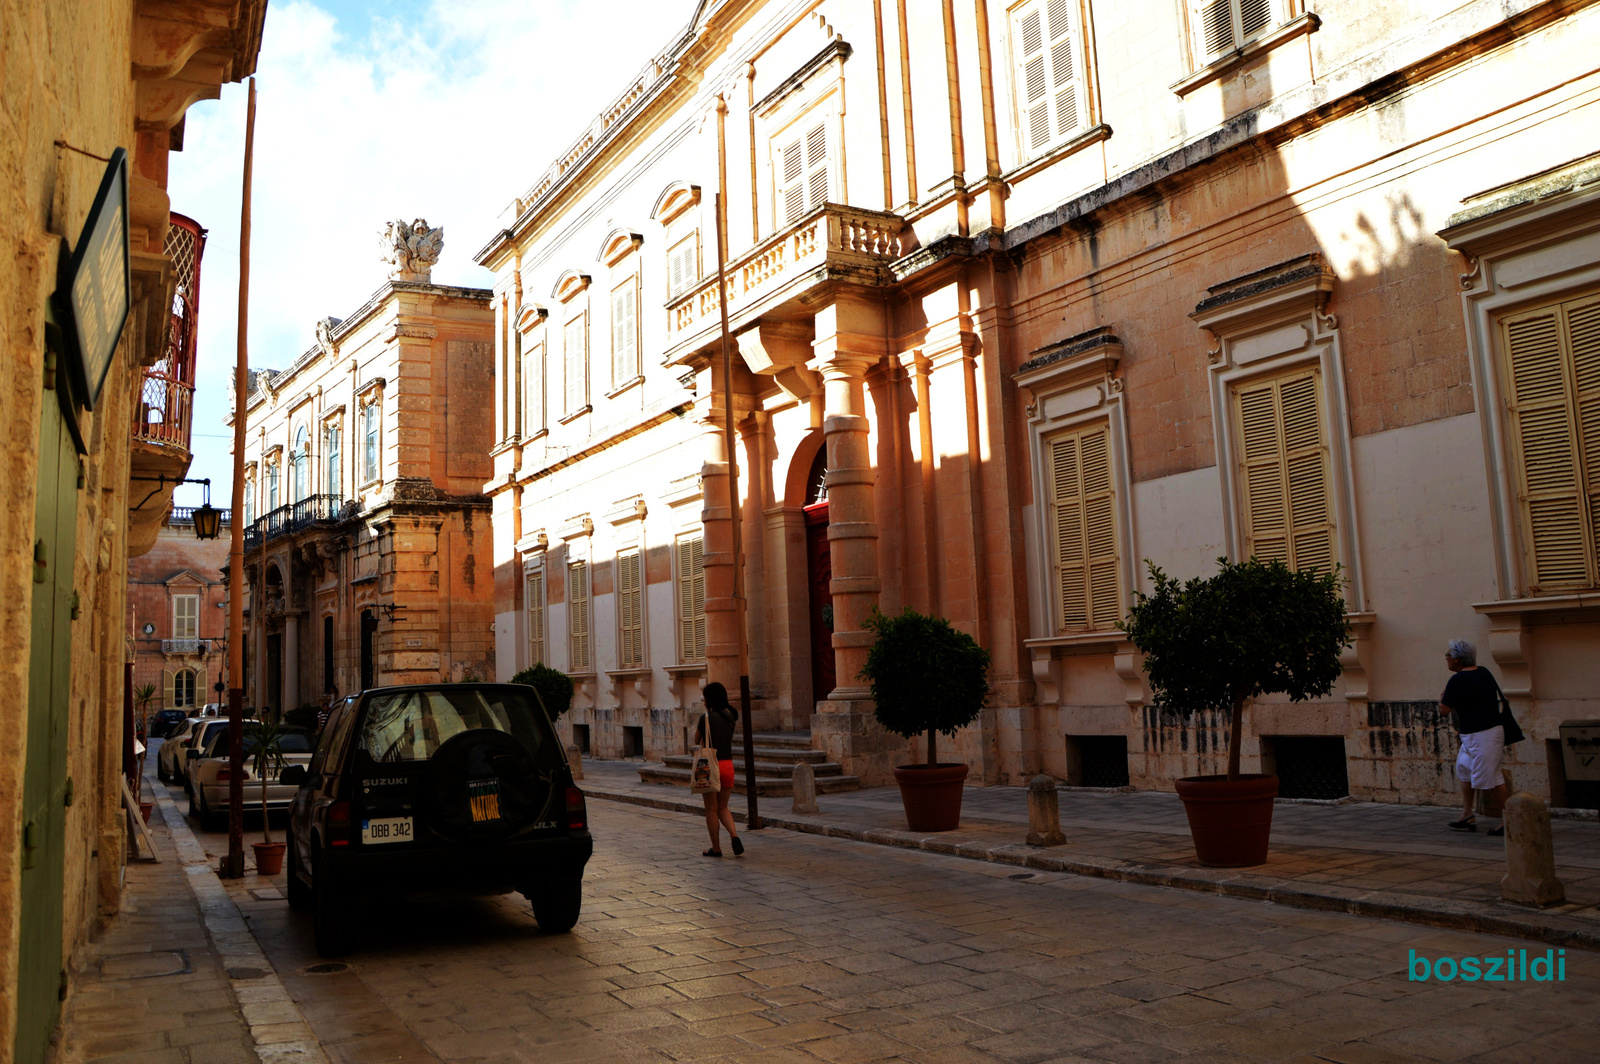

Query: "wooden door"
<box><xmin>804</xmin><ymin>501</ymin><xmax>834</xmax><ymax>704</ymax></box>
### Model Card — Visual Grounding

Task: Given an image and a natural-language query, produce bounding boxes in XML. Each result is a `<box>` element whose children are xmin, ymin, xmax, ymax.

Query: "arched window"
<box><xmin>292</xmin><ymin>426</ymin><xmax>309</xmax><ymax>502</ymax></box>
<box><xmin>174</xmin><ymin>669</ymin><xmax>196</xmax><ymax>708</ymax></box>
<box><xmin>325</xmin><ymin>422</ymin><xmax>342</xmax><ymax>499</ymax></box>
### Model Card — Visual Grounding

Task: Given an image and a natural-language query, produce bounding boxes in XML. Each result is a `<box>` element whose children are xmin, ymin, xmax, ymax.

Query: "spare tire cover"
<box><xmin>425</xmin><ymin>729</ymin><xmax>547</xmax><ymax>844</ymax></box>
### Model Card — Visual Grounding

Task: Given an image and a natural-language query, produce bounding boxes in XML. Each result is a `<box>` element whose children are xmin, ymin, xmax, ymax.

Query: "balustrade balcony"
<box><xmin>243</xmin><ymin>494</ymin><xmax>345</xmax><ymax>551</ymax></box>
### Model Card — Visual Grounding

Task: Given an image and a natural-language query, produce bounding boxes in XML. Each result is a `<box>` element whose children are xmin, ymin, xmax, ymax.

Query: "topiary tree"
<box><xmin>1121</xmin><ymin>557</ymin><xmax>1351</xmax><ymax>781</ymax></box>
<box><xmin>861</xmin><ymin>607</ymin><xmax>991</xmax><ymax>766</ymax></box>
<box><xmin>511</xmin><ymin>663</ymin><xmax>575</xmax><ymax>720</ymax></box>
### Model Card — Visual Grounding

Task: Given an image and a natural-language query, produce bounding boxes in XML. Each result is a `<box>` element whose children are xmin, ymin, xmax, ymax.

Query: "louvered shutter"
<box><xmin>1045</xmin><ymin>0</ymin><xmax>1079</xmax><ymax>138</ymax></box>
<box><xmin>526</xmin><ymin>569</ymin><xmax>545</xmax><ymax>666</ymax></box>
<box><xmin>567</xmin><ymin>560</ymin><xmax>591</xmax><ymax>671</ymax></box>
<box><xmin>564</xmin><ymin>314</ymin><xmax>586</xmax><ymax>414</ymax></box>
<box><xmin>1502</xmin><ymin>296</ymin><xmax>1600</xmax><ymax>591</ymax></box>
<box><xmin>1046</xmin><ymin>424</ymin><xmax>1119</xmax><ymax>631</ymax></box>
<box><xmin>525</xmin><ymin>341</ymin><xmax>544</xmax><ymax>432</ymax></box>
<box><xmin>1015</xmin><ymin>0</ymin><xmax>1081</xmax><ymax>153</ymax></box>
<box><xmin>618</xmin><ymin>549</ymin><xmax>644</xmax><ymax>668</ymax></box>
<box><xmin>677</xmin><ymin>534</ymin><xmax>706</xmax><ymax>662</ymax></box>
<box><xmin>669</xmin><ymin>237</ymin><xmax>697</xmax><ymax>298</ymax></box>
<box><xmin>1235</xmin><ymin>370</ymin><xmax>1335</xmax><ymax>572</ymax></box>
<box><xmin>805</xmin><ymin>123</ymin><xmax>829</xmax><ymax>209</ymax></box>
<box><xmin>174</xmin><ymin>595</ymin><xmax>198</xmax><ymax>639</ymax></box>
<box><xmin>1016</xmin><ymin>4</ymin><xmax>1051</xmax><ymax>152</ymax></box>
<box><xmin>1194</xmin><ymin>0</ymin><xmax>1276</xmax><ymax>64</ymax></box>
<box><xmin>1239</xmin><ymin>0</ymin><xmax>1274</xmax><ymax>38</ymax></box>
<box><xmin>777</xmin><ymin>122</ymin><xmax>828</xmax><ymax>227</ymax></box>
<box><xmin>195</xmin><ymin>668</ymin><xmax>209</xmax><ymax>706</ymax></box>
<box><xmin>163</xmin><ymin>669</ymin><xmax>175</xmax><ymax>710</ymax></box>
<box><xmin>612</xmin><ymin>282</ymin><xmax>637</xmax><ymax>385</ymax></box>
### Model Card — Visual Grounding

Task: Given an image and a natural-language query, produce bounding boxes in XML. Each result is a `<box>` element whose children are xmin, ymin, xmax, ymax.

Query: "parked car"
<box><xmin>282</xmin><ymin>684</ymin><xmax>592</xmax><ymax>956</ymax></box>
<box><xmin>178</xmin><ymin>718</ymin><xmax>233</xmax><ymax>794</ymax></box>
<box><xmin>148</xmin><ymin>709</ymin><xmax>190</xmax><ymax>739</ymax></box>
<box><xmin>187</xmin><ymin>725</ymin><xmax>316</xmax><ymax>831</ymax></box>
<box><xmin>156</xmin><ymin>717</ymin><xmax>202</xmax><ymax>782</ymax></box>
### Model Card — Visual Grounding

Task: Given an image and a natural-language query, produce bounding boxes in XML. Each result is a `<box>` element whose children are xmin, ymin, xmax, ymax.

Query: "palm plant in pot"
<box><xmin>247</xmin><ymin>719</ymin><xmax>293</xmax><ymax>876</ymax></box>
<box><xmin>861</xmin><ymin>607</ymin><xmax>991</xmax><ymax>832</ymax></box>
<box><xmin>1122</xmin><ymin>557</ymin><xmax>1349</xmax><ymax>867</ymax></box>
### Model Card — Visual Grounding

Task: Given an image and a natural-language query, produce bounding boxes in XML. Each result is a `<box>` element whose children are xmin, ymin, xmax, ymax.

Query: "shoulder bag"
<box><xmin>689</xmin><ymin>713</ymin><xmax>720</xmax><ymax>794</ymax></box>
<box><xmin>1487</xmin><ymin>671</ymin><xmax>1526</xmax><ymax>746</ymax></box>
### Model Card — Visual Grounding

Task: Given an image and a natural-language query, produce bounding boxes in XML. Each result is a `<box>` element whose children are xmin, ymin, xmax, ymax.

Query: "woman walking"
<box><xmin>696</xmin><ymin>682</ymin><xmax>744</xmax><ymax>857</ymax></box>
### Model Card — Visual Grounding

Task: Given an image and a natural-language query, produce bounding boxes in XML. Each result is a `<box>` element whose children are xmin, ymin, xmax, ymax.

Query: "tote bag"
<box><xmin>690</xmin><ymin>713</ymin><xmax>720</xmax><ymax>795</ymax></box>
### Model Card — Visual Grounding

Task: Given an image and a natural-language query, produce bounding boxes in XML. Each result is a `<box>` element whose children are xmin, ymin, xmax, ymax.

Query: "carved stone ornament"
<box><xmin>379</xmin><ymin>218</ymin><xmax>445</xmax><ymax>283</ymax></box>
<box><xmin>316</xmin><ymin>316</ymin><xmax>342</xmax><ymax>358</ymax></box>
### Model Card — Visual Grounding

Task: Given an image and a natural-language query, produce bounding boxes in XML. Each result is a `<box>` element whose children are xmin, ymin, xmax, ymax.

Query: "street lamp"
<box><xmin>193</xmin><ymin>502</ymin><xmax>222</xmax><ymax>540</ymax></box>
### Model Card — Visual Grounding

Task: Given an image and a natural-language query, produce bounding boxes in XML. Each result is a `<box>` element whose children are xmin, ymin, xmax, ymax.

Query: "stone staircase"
<box><xmin>637</xmin><ymin>731</ymin><xmax>861</xmax><ymax>797</ymax></box>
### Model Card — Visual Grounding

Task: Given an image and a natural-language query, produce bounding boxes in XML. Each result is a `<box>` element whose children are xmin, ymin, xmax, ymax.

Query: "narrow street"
<box><xmin>155</xmin><ymin>764</ymin><xmax>1597</xmax><ymax>1064</ymax></box>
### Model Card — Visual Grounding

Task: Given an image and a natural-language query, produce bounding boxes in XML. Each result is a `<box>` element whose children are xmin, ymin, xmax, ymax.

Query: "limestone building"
<box><xmin>232</xmin><ymin>225</ymin><xmax>496</xmax><ymax>716</ymax></box>
<box><xmin>1</xmin><ymin>2</ymin><xmax>265</xmax><ymax>1057</ymax></box>
<box><xmin>127</xmin><ymin>508</ymin><xmax>234</xmax><ymax>721</ymax></box>
<box><xmin>478</xmin><ymin>0</ymin><xmax>1600</xmax><ymax>807</ymax></box>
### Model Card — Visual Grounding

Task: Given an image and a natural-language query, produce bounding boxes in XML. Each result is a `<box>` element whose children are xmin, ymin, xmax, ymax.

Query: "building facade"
<box><xmin>0</xmin><ymin>2</ymin><xmax>265</xmax><ymax>1059</ymax></box>
<box><xmin>233</xmin><ymin>228</ymin><xmax>496</xmax><ymax>717</ymax></box>
<box><xmin>127</xmin><ymin>509</ymin><xmax>233</xmax><ymax>722</ymax></box>
<box><xmin>479</xmin><ymin>0</ymin><xmax>1600</xmax><ymax>807</ymax></box>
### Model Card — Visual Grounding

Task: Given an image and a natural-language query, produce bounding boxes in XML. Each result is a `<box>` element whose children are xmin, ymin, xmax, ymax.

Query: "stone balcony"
<box><xmin>663</xmin><ymin>204</ymin><xmax>911</xmax><ymax>364</ymax></box>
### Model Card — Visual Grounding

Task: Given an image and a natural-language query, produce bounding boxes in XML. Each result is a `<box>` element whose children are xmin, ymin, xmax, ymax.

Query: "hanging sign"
<box><xmin>55</xmin><ymin>147</ymin><xmax>131</xmax><ymax>410</ymax></box>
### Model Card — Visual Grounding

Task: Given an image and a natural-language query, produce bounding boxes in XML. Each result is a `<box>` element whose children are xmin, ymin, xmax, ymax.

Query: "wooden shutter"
<box><xmin>195</xmin><ymin>668</ymin><xmax>209</xmax><ymax>706</ymax></box>
<box><xmin>567</xmin><ymin>560</ymin><xmax>591</xmax><ymax>671</ymax></box>
<box><xmin>1015</xmin><ymin>0</ymin><xmax>1081</xmax><ymax>153</ymax></box>
<box><xmin>677</xmin><ymin>534</ymin><xmax>706</xmax><ymax>662</ymax></box>
<box><xmin>564</xmin><ymin>314</ymin><xmax>587</xmax><ymax>414</ymax></box>
<box><xmin>526</xmin><ymin>569</ymin><xmax>545</xmax><ymax>666</ymax></box>
<box><xmin>1234</xmin><ymin>369</ymin><xmax>1335</xmax><ymax>572</ymax></box>
<box><xmin>524</xmin><ymin>341</ymin><xmax>544</xmax><ymax>432</ymax></box>
<box><xmin>618</xmin><ymin>549</ymin><xmax>644</xmax><ymax>668</ymax></box>
<box><xmin>1239</xmin><ymin>0</ymin><xmax>1274</xmax><ymax>38</ymax></box>
<box><xmin>174</xmin><ymin>595</ymin><xmax>198</xmax><ymax>639</ymax></box>
<box><xmin>1194</xmin><ymin>0</ymin><xmax>1275</xmax><ymax>64</ymax></box>
<box><xmin>612</xmin><ymin>281</ymin><xmax>637</xmax><ymax>385</ymax></box>
<box><xmin>162</xmin><ymin>669</ymin><xmax>175</xmax><ymax>710</ymax></box>
<box><xmin>669</xmin><ymin>236</ymin><xmax>698</xmax><ymax>297</ymax></box>
<box><xmin>1501</xmin><ymin>295</ymin><xmax>1600</xmax><ymax>591</ymax></box>
<box><xmin>778</xmin><ymin>121</ymin><xmax>828</xmax><ymax>227</ymax></box>
<box><xmin>1046</xmin><ymin>423</ymin><xmax>1119</xmax><ymax>631</ymax></box>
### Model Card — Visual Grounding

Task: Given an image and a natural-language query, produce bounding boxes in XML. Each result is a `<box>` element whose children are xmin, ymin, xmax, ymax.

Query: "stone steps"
<box><xmin>636</xmin><ymin>763</ymin><xmax>862</xmax><ymax>797</ymax></box>
<box><xmin>636</xmin><ymin>731</ymin><xmax>859</xmax><ymax>797</ymax></box>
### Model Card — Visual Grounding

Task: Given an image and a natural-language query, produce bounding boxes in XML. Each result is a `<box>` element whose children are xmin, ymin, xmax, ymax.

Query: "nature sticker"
<box><xmin>468</xmin><ymin>778</ymin><xmax>501</xmax><ymax>822</ymax></box>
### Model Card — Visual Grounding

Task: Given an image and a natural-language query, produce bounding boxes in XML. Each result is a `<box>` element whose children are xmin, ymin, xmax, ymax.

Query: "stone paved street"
<box><xmin>192</xmin><ymin>798</ymin><xmax>1600</xmax><ymax>1064</ymax></box>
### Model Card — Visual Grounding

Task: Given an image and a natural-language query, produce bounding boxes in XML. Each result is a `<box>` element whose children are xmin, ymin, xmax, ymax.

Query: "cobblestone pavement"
<box><xmin>209</xmin><ymin>799</ymin><xmax>1598</xmax><ymax>1064</ymax></box>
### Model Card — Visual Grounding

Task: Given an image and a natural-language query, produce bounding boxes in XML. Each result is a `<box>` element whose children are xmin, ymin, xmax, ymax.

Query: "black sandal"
<box><xmin>702</xmin><ymin>848</ymin><xmax>723</xmax><ymax>857</ymax></box>
<box><xmin>731</xmin><ymin>836</ymin><xmax>744</xmax><ymax>857</ymax></box>
<box><xmin>1448</xmin><ymin>818</ymin><xmax>1477</xmax><ymax>832</ymax></box>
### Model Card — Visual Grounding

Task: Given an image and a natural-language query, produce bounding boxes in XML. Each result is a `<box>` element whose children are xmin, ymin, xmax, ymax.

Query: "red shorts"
<box><xmin>718</xmin><ymin>759</ymin><xmax>735</xmax><ymax>790</ymax></box>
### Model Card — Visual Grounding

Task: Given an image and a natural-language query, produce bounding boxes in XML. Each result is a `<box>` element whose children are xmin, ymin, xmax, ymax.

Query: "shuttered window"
<box><xmin>567</xmin><ymin>560</ymin><xmax>591</xmax><ymax>672</ymax></box>
<box><xmin>1233</xmin><ymin>369</ymin><xmax>1335</xmax><ymax>573</ymax></box>
<box><xmin>524</xmin><ymin>341</ymin><xmax>545</xmax><ymax>433</ymax></box>
<box><xmin>526</xmin><ymin>568</ymin><xmax>545</xmax><ymax>667</ymax></box>
<box><xmin>1012</xmin><ymin>0</ymin><xmax>1083</xmax><ymax>157</ymax></box>
<box><xmin>1045</xmin><ymin>423</ymin><xmax>1119</xmax><ymax>631</ymax></box>
<box><xmin>611</xmin><ymin>280</ymin><xmax>638</xmax><ymax>386</ymax></box>
<box><xmin>668</xmin><ymin>235</ymin><xmax>698</xmax><ymax>298</ymax></box>
<box><xmin>173</xmin><ymin>594</ymin><xmax>199</xmax><ymax>639</ymax></box>
<box><xmin>1501</xmin><ymin>294</ymin><xmax>1600</xmax><ymax>592</ymax></box>
<box><xmin>564</xmin><ymin>313</ymin><xmax>587</xmax><ymax>414</ymax></box>
<box><xmin>1191</xmin><ymin>0</ymin><xmax>1278</xmax><ymax>65</ymax></box>
<box><xmin>676</xmin><ymin>534</ymin><xmax>707</xmax><ymax>663</ymax></box>
<box><xmin>617</xmin><ymin>548</ymin><xmax>645</xmax><ymax>668</ymax></box>
<box><xmin>777</xmin><ymin>120</ymin><xmax>829</xmax><ymax>228</ymax></box>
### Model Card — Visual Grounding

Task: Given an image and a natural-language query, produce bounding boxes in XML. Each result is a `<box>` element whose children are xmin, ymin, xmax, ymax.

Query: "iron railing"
<box><xmin>134</xmin><ymin>214</ymin><xmax>206</xmax><ymax>451</ymax></box>
<box><xmin>244</xmin><ymin>494</ymin><xmax>344</xmax><ymax>551</ymax></box>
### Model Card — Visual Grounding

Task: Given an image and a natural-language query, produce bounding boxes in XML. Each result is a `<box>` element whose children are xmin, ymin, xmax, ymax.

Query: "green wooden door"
<box><xmin>17</xmin><ymin>384</ymin><xmax>79</xmax><ymax>1063</ymax></box>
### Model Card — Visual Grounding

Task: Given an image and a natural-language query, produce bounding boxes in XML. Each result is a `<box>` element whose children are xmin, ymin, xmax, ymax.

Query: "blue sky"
<box><xmin>167</xmin><ymin>0</ymin><xmax>691</xmax><ymax>508</ymax></box>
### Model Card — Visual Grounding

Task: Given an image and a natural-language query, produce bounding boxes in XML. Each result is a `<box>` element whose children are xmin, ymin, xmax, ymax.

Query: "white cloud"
<box><xmin>168</xmin><ymin>0</ymin><xmax>692</xmax><ymax>507</ymax></box>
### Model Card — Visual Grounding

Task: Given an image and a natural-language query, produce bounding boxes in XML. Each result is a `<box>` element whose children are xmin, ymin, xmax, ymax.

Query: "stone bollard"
<box><xmin>566</xmin><ymin>743</ymin><xmax>584</xmax><ymax>781</ymax></box>
<box><xmin>1501</xmin><ymin>792</ymin><xmax>1564</xmax><ymax>907</ymax></box>
<box><xmin>1026</xmin><ymin>774</ymin><xmax>1066</xmax><ymax>846</ymax></box>
<box><xmin>791</xmin><ymin>762</ymin><xmax>819</xmax><ymax>814</ymax></box>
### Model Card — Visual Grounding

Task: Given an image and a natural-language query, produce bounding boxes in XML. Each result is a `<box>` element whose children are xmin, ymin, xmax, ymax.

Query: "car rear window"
<box><xmin>356</xmin><ymin>688</ymin><xmax>560</xmax><ymax>765</ymax></box>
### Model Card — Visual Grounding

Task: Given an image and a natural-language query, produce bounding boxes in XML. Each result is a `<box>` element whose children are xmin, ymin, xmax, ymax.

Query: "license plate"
<box><xmin>468</xmin><ymin>779</ymin><xmax>501</xmax><ymax>823</ymax></box>
<box><xmin>361</xmin><ymin>816</ymin><xmax>413</xmax><ymax>845</ymax></box>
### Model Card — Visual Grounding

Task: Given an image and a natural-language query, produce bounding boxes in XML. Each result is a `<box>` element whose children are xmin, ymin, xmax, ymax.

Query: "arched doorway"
<box><xmin>803</xmin><ymin>447</ymin><xmax>834</xmax><ymax>702</ymax></box>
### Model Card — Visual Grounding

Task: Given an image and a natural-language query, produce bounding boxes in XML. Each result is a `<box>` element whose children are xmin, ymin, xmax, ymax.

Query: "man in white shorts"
<box><xmin>1437</xmin><ymin>639</ymin><xmax>1509</xmax><ymax>836</ymax></box>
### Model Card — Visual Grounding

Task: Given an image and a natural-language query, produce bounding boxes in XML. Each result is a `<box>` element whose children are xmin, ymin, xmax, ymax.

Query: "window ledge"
<box><xmin>1002</xmin><ymin>124</ymin><xmax>1113</xmax><ymax>187</ymax></box>
<box><xmin>490</xmin><ymin>437</ymin><xmax>521</xmax><ymax>458</ymax></box>
<box><xmin>1171</xmin><ymin>13</ymin><xmax>1321</xmax><ymax>97</ymax></box>
<box><xmin>605</xmin><ymin>375</ymin><xmax>644</xmax><ymax>401</ymax></box>
<box><xmin>1024</xmin><ymin>632</ymin><xmax>1127</xmax><ymax>656</ymax></box>
<box><xmin>1473</xmin><ymin>593</ymin><xmax>1600</xmax><ymax>617</ymax></box>
<box><xmin>664</xmin><ymin>663</ymin><xmax>706</xmax><ymax>675</ymax></box>
<box><xmin>558</xmin><ymin>405</ymin><xmax>592</xmax><ymax>425</ymax></box>
<box><xmin>606</xmin><ymin>667</ymin><xmax>653</xmax><ymax>679</ymax></box>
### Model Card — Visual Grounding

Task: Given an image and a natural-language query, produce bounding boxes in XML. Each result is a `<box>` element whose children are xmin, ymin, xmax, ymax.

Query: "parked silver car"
<box><xmin>155</xmin><ymin>717</ymin><xmax>203</xmax><ymax>783</ymax></box>
<box><xmin>176</xmin><ymin>718</ymin><xmax>232</xmax><ymax>795</ymax></box>
<box><xmin>187</xmin><ymin>725</ymin><xmax>315</xmax><ymax>830</ymax></box>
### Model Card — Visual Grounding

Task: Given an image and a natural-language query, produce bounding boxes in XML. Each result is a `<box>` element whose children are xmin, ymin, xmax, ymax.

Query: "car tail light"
<box><xmin>565</xmin><ymin>787</ymin><xmax>587</xmax><ymax>831</ymax></box>
<box><xmin>216</xmin><ymin>768</ymin><xmax>250</xmax><ymax>782</ymax></box>
<box><xmin>328</xmin><ymin>800</ymin><xmax>352</xmax><ymax>847</ymax></box>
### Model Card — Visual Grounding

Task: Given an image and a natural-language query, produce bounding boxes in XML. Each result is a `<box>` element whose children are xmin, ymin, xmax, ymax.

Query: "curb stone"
<box><xmin>150</xmin><ymin>776</ymin><xmax>330</xmax><ymax>1064</ymax></box>
<box><xmin>584</xmin><ymin>782</ymin><xmax>1600</xmax><ymax>952</ymax></box>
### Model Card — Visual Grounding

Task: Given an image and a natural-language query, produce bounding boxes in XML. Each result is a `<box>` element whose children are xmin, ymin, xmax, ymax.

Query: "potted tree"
<box><xmin>861</xmin><ymin>608</ymin><xmax>991</xmax><ymax>832</ymax></box>
<box><xmin>1122</xmin><ymin>557</ymin><xmax>1350</xmax><ymax>867</ymax></box>
<box><xmin>247</xmin><ymin>719</ymin><xmax>293</xmax><ymax>876</ymax></box>
<box><xmin>512</xmin><ymin>663</ymin><xmax>575</xmax><ymax>721</ymax></box>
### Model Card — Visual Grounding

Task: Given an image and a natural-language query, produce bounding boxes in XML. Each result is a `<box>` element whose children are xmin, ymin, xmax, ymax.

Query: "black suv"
<box><xmin>282</xmin><ymin>684</ymin><xmax>591</xmax><ymax>956</ymax></box>
<box><xmin>148</xmin><ymin>709</ymin><xmax>190</xmax><ymax>739</ymax></box>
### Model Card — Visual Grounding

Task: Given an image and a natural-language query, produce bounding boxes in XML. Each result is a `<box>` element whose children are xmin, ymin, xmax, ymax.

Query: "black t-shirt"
<box><xmin>697</xmin><ymin>706</ymin><xmax>738</xmax><ymax>761</ymax></box>
<box><xmin>1441</xmin><ymin>668</ymin><xmax>1502</xmax><ymax>735</ymax></box>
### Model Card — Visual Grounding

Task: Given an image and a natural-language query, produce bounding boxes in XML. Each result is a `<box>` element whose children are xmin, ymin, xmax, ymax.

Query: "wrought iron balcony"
<box><xmin>162</xmin><ymin>639</ymin><xmax>209</xmax><ymax>655</ymax></box>
<box><xmin>664</xmin><ymin>204</ymin><xmax>908</xmax><ymax>358</ymax></box>
<box><xmin>243</xmin><ymin>494</ymin><xmax>345</xmax><ymax>551</ymax></box>
<box><xmin>134</xmin><ymin>214</ymin><xmax>206</xmax><ymax>453</ymax></box>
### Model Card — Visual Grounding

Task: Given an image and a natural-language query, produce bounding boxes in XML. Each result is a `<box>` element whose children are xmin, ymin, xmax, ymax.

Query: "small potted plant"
<box><xmin>512</xmin><ymin>663</ymin><xmax>575</xmax><ymax>720</ymax></box>
<box><xmin>861</xmin><ymin>608</ymin><xmax>991</xmax><ymax>832</ymax></box>
<box><xmin>1122</xmin><ymin>557</ymin><xmax>1350</xmax><ymax>867</ymax></box>
<box><xmin>247</xmin><ymin>719</ymin><xmax>293</xmax><ymax>876</ymax></box>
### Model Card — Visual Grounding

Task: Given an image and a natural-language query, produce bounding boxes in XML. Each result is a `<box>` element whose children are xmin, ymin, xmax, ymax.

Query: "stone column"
<box><xmin>694</xmin><ymin>357</ymin><xmax>751</xmax><ymax>695</ymax></box>
<box><xmin>283</xmin><ymin>612</ymin><xmax>300</xmax><ymax>713</ymax></box>
<box><xmin>808</xmin><ymin>296</ymin><xmax>906</xmax><ymax>785</ymax></box>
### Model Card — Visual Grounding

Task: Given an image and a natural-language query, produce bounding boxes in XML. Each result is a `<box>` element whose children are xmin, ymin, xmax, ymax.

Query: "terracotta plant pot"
<box><xmin>252</xmin><ymin>841</ymin><xmax>287</xmax><ymax>876</ymax></box>
<box><xmin>893</xmin><ymin>763</ymin><xmax>970</xmax><ymax>832</ymax></box>
<box><xmin>1175</xmin><ymin>773</ymin><xmax>1278</xmax><ymax>867</ymax></box>
<box><xmin>138</xmin><ymin>802</ymin><xmax>154</xmax><ymax>824</ymax></box>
